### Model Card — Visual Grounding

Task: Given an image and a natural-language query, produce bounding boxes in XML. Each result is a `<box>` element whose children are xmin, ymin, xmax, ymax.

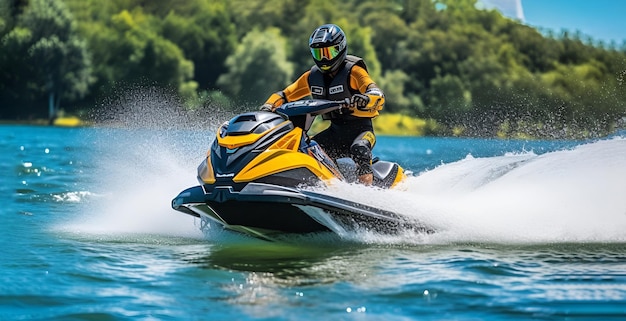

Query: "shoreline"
<box><xmin>1</xmin><ymin>116</ymin><xmax>622</xmax><ymax>140</ymax></box>
<box><xmin>0</xmin><ymin>116</ymin><xmax>86</xmax><ymax>127</ymax></box>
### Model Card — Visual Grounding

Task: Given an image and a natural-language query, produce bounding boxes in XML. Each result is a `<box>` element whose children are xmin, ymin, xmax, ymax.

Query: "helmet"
<box><xmin>309</xmin><ymin>24</ymin><xmax>347</xmax><ymax>73</ymax></box>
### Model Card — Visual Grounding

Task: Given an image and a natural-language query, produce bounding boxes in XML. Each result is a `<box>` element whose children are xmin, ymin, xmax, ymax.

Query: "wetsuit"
<box><xmin>263</xmin><ymin>55</ymin><xmax>385</xmax><ymax>177</ymax></box>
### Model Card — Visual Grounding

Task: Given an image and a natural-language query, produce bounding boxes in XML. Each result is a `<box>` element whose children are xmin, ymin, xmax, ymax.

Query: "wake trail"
<box><xmin>339</xmin><ymin>137</ymin><xmax>626</xmax><ymax>244</ymax></box>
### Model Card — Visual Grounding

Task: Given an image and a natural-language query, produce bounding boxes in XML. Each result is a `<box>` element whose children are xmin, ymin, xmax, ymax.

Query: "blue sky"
<box><xmin>524</xmin><ymin>0</ymin><xmax>626</xmax><ymax>45</ymax></box>
<box><xmin>485</xmin><ymin>0</ymin><xmax>626</xmax><ymax>45</ymax></box>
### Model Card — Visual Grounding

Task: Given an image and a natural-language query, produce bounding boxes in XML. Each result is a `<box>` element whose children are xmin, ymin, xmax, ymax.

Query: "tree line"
<box><xmin>1</xmin><ymin>0</ymin><xmax>625</xmax><ymax>137</ymax></box>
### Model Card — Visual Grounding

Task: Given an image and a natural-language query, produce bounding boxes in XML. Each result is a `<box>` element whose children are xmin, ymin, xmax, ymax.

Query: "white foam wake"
<box><xmin>332</xmin><ymin>137</ymin><xmax>626</xmax><ymax>244</ymax></box>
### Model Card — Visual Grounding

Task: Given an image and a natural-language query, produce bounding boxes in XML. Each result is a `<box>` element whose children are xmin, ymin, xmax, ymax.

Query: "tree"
<box><xmin>80</xmin><ymin>8</ymin><xmax>196</xmax><ymax>104</ymax></box>
<box><xmin>160</xmin><ymin>3</ymin><xmax>237</xmax><ymax>91</ymax></box>
<box><xmin>2</xmin><ymin>0</ymin><xmax>625</xmax><ymax>138</ymax></box>
<box><xmin>217</xmin><ymin>27</ymin><xmax>294</xmax><ymax>106</ymax></box>
<box><xmin>377</xmin><ymin>69</ymin><xmax>417</xmax><ymax>113</ymax></box>
<box><xmin>0</xmin><ymin>0</ymin><xmax>92</xmax><ymax>120</ymax></box>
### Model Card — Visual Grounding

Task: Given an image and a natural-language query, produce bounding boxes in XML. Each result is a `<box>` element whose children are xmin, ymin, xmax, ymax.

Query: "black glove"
<box><xmin>259</xmin><ymin>104</ymin><xmax>273</xmax><ymax>112</ymax></box>
<box><xmin>350</xmin><ymin>94</ymin><xmax>370</xmax><ymax>111</ymax></box>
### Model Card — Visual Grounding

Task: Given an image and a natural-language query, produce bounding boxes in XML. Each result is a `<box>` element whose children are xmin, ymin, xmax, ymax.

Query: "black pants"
<box><xmin>312</xmin><ymin>118</ymin><xmax>376</xmax><ymax>176</ymax></box>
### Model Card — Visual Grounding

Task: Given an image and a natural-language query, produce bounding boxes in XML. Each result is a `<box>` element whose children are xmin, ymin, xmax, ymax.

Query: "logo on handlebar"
<box><xmin>283</xmin><ymin>100</ymin><xmax>310</xmax><ymax>108</ymax></box>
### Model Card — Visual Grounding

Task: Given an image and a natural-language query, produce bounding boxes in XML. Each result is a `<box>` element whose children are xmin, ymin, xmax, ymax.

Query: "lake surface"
<box><xmin>2</xmin><ymin>121</ymin><xmax>625</xmax><ymax>320</ymax></box>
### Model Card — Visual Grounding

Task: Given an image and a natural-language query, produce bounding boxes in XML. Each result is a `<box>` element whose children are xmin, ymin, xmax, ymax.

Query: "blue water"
<box><xmin>2</xmin><ymin>121</ymin><xmax>626</xmax><ymax>320</ymax></box>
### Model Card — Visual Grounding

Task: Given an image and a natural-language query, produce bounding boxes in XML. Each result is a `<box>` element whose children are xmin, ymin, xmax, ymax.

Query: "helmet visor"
<box><xmin>311</xmin><ymin>45</ymin><xmax>342</xmax><ymax>61</ymax></box>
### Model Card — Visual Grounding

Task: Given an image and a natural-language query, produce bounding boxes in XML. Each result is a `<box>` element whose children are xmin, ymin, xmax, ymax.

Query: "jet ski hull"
<box><xmin>172</xmin><ymin>183</ymin><xmax>431</xmax><ymax>241</ymax></box>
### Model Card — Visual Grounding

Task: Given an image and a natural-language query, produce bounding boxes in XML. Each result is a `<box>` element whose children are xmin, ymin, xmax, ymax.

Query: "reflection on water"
<box><xmin>169</xmin><ymin>240</ymin><xmax>626</xmax><ymax>318</ymax></box>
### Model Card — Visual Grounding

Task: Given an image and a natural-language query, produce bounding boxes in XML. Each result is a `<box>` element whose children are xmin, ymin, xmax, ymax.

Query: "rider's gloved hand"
<box><xmin>350</xmin><ymin>94</ymin><xmax>370</xmax><ymax>111</ymax></box>
<box><xmin>259</xmin><ymin>104</ymin><xmax>273</xmax><ymax>112</ymax></box>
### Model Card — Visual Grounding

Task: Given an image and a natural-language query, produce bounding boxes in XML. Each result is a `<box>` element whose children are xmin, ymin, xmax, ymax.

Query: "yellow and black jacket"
<box><xmin>264</xmin><ymin>55</ymin><xmax>385</xmax><ymax>120</ymax></box>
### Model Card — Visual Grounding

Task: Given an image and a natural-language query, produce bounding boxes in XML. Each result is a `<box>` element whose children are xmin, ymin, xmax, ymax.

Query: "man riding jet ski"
<box><xmin>171</xmin><ymin>24</ymin><xmax>432</xmax><ymax>241</ymax></box>
<box><xmin>171</xmin><ymin>99</ymin><xmax>432</xmax><ymax>241</ymax></box>
<box><xmin>261</xmin><ymin>23</ymin><xmax>384</xmax><ymax>186</ymax></box>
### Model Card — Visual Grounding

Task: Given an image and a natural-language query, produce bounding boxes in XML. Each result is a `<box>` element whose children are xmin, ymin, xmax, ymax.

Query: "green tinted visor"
<box><xmin>311</xmin><ymin>45</ymin><xmax>342</xmax><ymax>61</ymax></box>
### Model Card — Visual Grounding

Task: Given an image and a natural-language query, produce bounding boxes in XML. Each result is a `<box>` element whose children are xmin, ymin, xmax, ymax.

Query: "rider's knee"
<box><xmin>350</xmin><ymin>141</ymin><xmax>373</xmax><ymax>175</ymax></box>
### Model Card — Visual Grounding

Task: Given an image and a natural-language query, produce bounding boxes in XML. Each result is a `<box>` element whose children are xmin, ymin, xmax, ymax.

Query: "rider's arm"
<box><xmin>264</xmin><ymin>71</ymin><xmax>312</xmax><ymax>110</ymax></box>
<box><xmin>350</xmin><ymin>65</ymin><xmax>385</xmax><ymax>116</ymax></box>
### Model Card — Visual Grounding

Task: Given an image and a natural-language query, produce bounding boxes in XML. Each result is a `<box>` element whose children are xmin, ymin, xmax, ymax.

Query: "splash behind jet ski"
<box><xmin>171</xmin><ymin>99</ymin><xmax>431</xmax><ymax>241</ymax></box>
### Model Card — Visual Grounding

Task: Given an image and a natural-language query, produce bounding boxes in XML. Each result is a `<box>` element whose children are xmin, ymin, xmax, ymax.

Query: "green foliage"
<box><xmin>160</xmin><ymin>0</ymin><xmax>236</xmax><ymax>90</ymax></box>
<box><xmin>0</xmin><ymin>0</ymin><xmax>624</xmax><ymax>138</ymax></box>
<box><xmin>378</xmin><ymin>69</ymin><xmax>412</xmax><ymax>113</ymax></box>
<box><xmin>428</xmin><ymin>73</ymin><xmax>471</xmax><ymax>118</ymax></box>
<box><xmin>217</xmin><ymin>27</ymin><xmax>294</xmax><ymax>105</ymax></box>
<box><xmin>0</xmin><ymin>0</ymin><xmax>92</xmax><ymax>119</ymax></box>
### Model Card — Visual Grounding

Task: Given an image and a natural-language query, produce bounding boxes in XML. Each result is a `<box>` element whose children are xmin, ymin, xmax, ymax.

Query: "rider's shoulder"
<box><xmin>345</xmin><ymin>55</ymin><xmax>368</xmax><ymax>72</ymax></box>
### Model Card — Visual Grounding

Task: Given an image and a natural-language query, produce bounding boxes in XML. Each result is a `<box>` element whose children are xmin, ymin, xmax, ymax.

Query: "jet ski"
<box><xmin>171</xmin><ymin>99</ymin><xmax>432</xmax><ymax>241</ymax></box>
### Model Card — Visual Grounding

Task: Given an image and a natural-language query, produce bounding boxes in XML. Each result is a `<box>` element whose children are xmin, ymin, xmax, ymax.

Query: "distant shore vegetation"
<box><xmin>1</xmin><ymin>0</ymin><xmax>625</xmax><ymax>138</ymax></box>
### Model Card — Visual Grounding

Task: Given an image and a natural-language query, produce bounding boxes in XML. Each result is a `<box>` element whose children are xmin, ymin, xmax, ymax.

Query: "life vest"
<box><xmin>308</xmin><ymin>55</ymin><xmax>369</xmax><ymax>120</ymax></box>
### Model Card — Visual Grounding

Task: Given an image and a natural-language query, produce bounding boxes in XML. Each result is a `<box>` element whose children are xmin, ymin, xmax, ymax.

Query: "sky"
<box><xmin>482</xmin><ymin>0</ymin><xmax>626</xmax><ymax>45</ymax></box>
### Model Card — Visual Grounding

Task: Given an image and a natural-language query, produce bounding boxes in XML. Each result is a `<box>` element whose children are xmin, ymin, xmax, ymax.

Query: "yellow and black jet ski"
<box><xmin>171</xmin><ymin>99</ymin><xmax>431</xmax><ymax>241</ymax></box>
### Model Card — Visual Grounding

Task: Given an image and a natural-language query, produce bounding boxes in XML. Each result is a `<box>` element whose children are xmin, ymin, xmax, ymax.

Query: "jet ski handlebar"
<box><xmin>275</xmin><ymin>99</ymin><xmax>349</xmax><ymax>118</ymax></box>
<box><xmin>270</xmin><ymin>99</ymin><xmax>349</xmax><ymax>133</ymax></box>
